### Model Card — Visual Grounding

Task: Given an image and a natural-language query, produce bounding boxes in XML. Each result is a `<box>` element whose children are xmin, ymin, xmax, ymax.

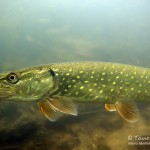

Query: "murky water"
<box><xmin>0</xmin><ymin>0</ymin><xmax>150</xmax><ymax>149</ymax></box>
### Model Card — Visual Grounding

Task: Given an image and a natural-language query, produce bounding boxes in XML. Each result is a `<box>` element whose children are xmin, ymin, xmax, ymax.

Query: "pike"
<box><xmin>0</xmin><ymin>62</ymin><xmax>150</xmax><ymax>122</ymax></box>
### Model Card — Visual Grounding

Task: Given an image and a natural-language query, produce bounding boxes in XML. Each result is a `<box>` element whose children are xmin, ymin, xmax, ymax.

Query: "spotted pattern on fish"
<box><xmin>0</xmin><ymin>62</ymin><xmax>149</xmax><ymax>122</ymax></box>
<box><xmin>50</xmin><ymin>62</ymin><xmax>150</xmax><ymax>103</ymax></box>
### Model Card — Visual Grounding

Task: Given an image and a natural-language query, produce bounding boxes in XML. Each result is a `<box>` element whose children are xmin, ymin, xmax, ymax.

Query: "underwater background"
<box><xmin>0</xmin><ymin>0</ymin><xmax>150</xmax><ymax>150</ymax></box>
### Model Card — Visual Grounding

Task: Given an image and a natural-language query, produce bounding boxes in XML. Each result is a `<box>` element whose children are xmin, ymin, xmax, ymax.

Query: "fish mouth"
<box><xmin>0</xmin><ymin>85</ymin><xmax>16</xmax><ymax>100</ymax></box>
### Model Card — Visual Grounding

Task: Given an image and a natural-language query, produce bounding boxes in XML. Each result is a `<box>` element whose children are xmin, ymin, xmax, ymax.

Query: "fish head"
<box><xmin>0</xmin><ymin>66</ymin><xmax>56</xmax><ymax>101</ymax></box>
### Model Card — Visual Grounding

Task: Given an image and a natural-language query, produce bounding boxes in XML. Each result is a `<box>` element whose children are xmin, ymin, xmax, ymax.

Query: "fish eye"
<box><xmin>6</xmin><ymin>73</ymin><xmax>19</xmax><ymax>84</ymax></box>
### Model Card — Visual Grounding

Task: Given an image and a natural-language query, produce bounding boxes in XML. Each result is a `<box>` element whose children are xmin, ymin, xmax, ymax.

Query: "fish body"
<box><xmin>51</xmin><ymin>62</ymin><xmax>150</xmax><ymax>103</ymax></box>
<box><xmin>0</xmin><ymin>62</ymin><xmax>150</xmax><ymax>122</ymax></box>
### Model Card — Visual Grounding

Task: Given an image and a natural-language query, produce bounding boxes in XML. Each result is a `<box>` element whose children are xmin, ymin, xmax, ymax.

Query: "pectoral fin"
<box><xmin>38</xmin><ymin>97</ymin><xmax>78</xmax><ymax>121</ymax></box>
<box><xmin>47</xmin><ymin>97</ymin><xmax>78</xmax><ymax>116</ymax></box>
<box><xmin>105</xmin><ymin>102</ymin><xmax>139</xmax><ymax>122</ymax></box>
<box><xmin>38</xmin><ymin>101</ymin><xmax>61</xmax><ymax>121</ymax></box>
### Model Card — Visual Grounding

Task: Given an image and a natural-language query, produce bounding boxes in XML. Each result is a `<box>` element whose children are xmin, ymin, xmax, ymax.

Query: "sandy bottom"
<box><xmin>0</xmin><ymin>102</ymin><xmax>150</xmax><ymax>150</ymax></box>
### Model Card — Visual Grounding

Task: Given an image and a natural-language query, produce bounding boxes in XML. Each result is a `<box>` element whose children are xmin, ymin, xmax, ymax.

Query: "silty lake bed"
<box><xmin>0</xmin><ymin>0</ymin><xmax>150</xmax><ymax>149</ymax></box>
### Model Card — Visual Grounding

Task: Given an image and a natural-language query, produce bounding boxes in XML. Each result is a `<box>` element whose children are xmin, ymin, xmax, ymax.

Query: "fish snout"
<box><xmin>0</xmin><ymin>84</ymin><xmax>16</xmax><ymax>100</ymax></box>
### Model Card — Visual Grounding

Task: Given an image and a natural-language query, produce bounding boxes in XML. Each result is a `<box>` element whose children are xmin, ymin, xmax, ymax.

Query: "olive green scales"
<box><xmin>51</xmin><ymin>62</ymin><xmax>150</xmax><ymax>102</ymax></box>
<box><xmin>0</xmin><ymin>62</ymin><xmax>150</xmax><ymax>122</ymax></box>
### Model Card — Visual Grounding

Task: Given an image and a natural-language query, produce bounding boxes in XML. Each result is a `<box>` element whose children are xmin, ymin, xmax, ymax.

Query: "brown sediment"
<box><xmin>0</xmin><ymin>103</ymin><xmax>150</xmax><ymax>150</ymax></box>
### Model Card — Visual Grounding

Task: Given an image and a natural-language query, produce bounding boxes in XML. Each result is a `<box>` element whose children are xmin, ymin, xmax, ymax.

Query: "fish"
<box><xmin>0</xmin><ymin>62</ymin><xmax>150</xmax><ymax>122</ymax></box>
